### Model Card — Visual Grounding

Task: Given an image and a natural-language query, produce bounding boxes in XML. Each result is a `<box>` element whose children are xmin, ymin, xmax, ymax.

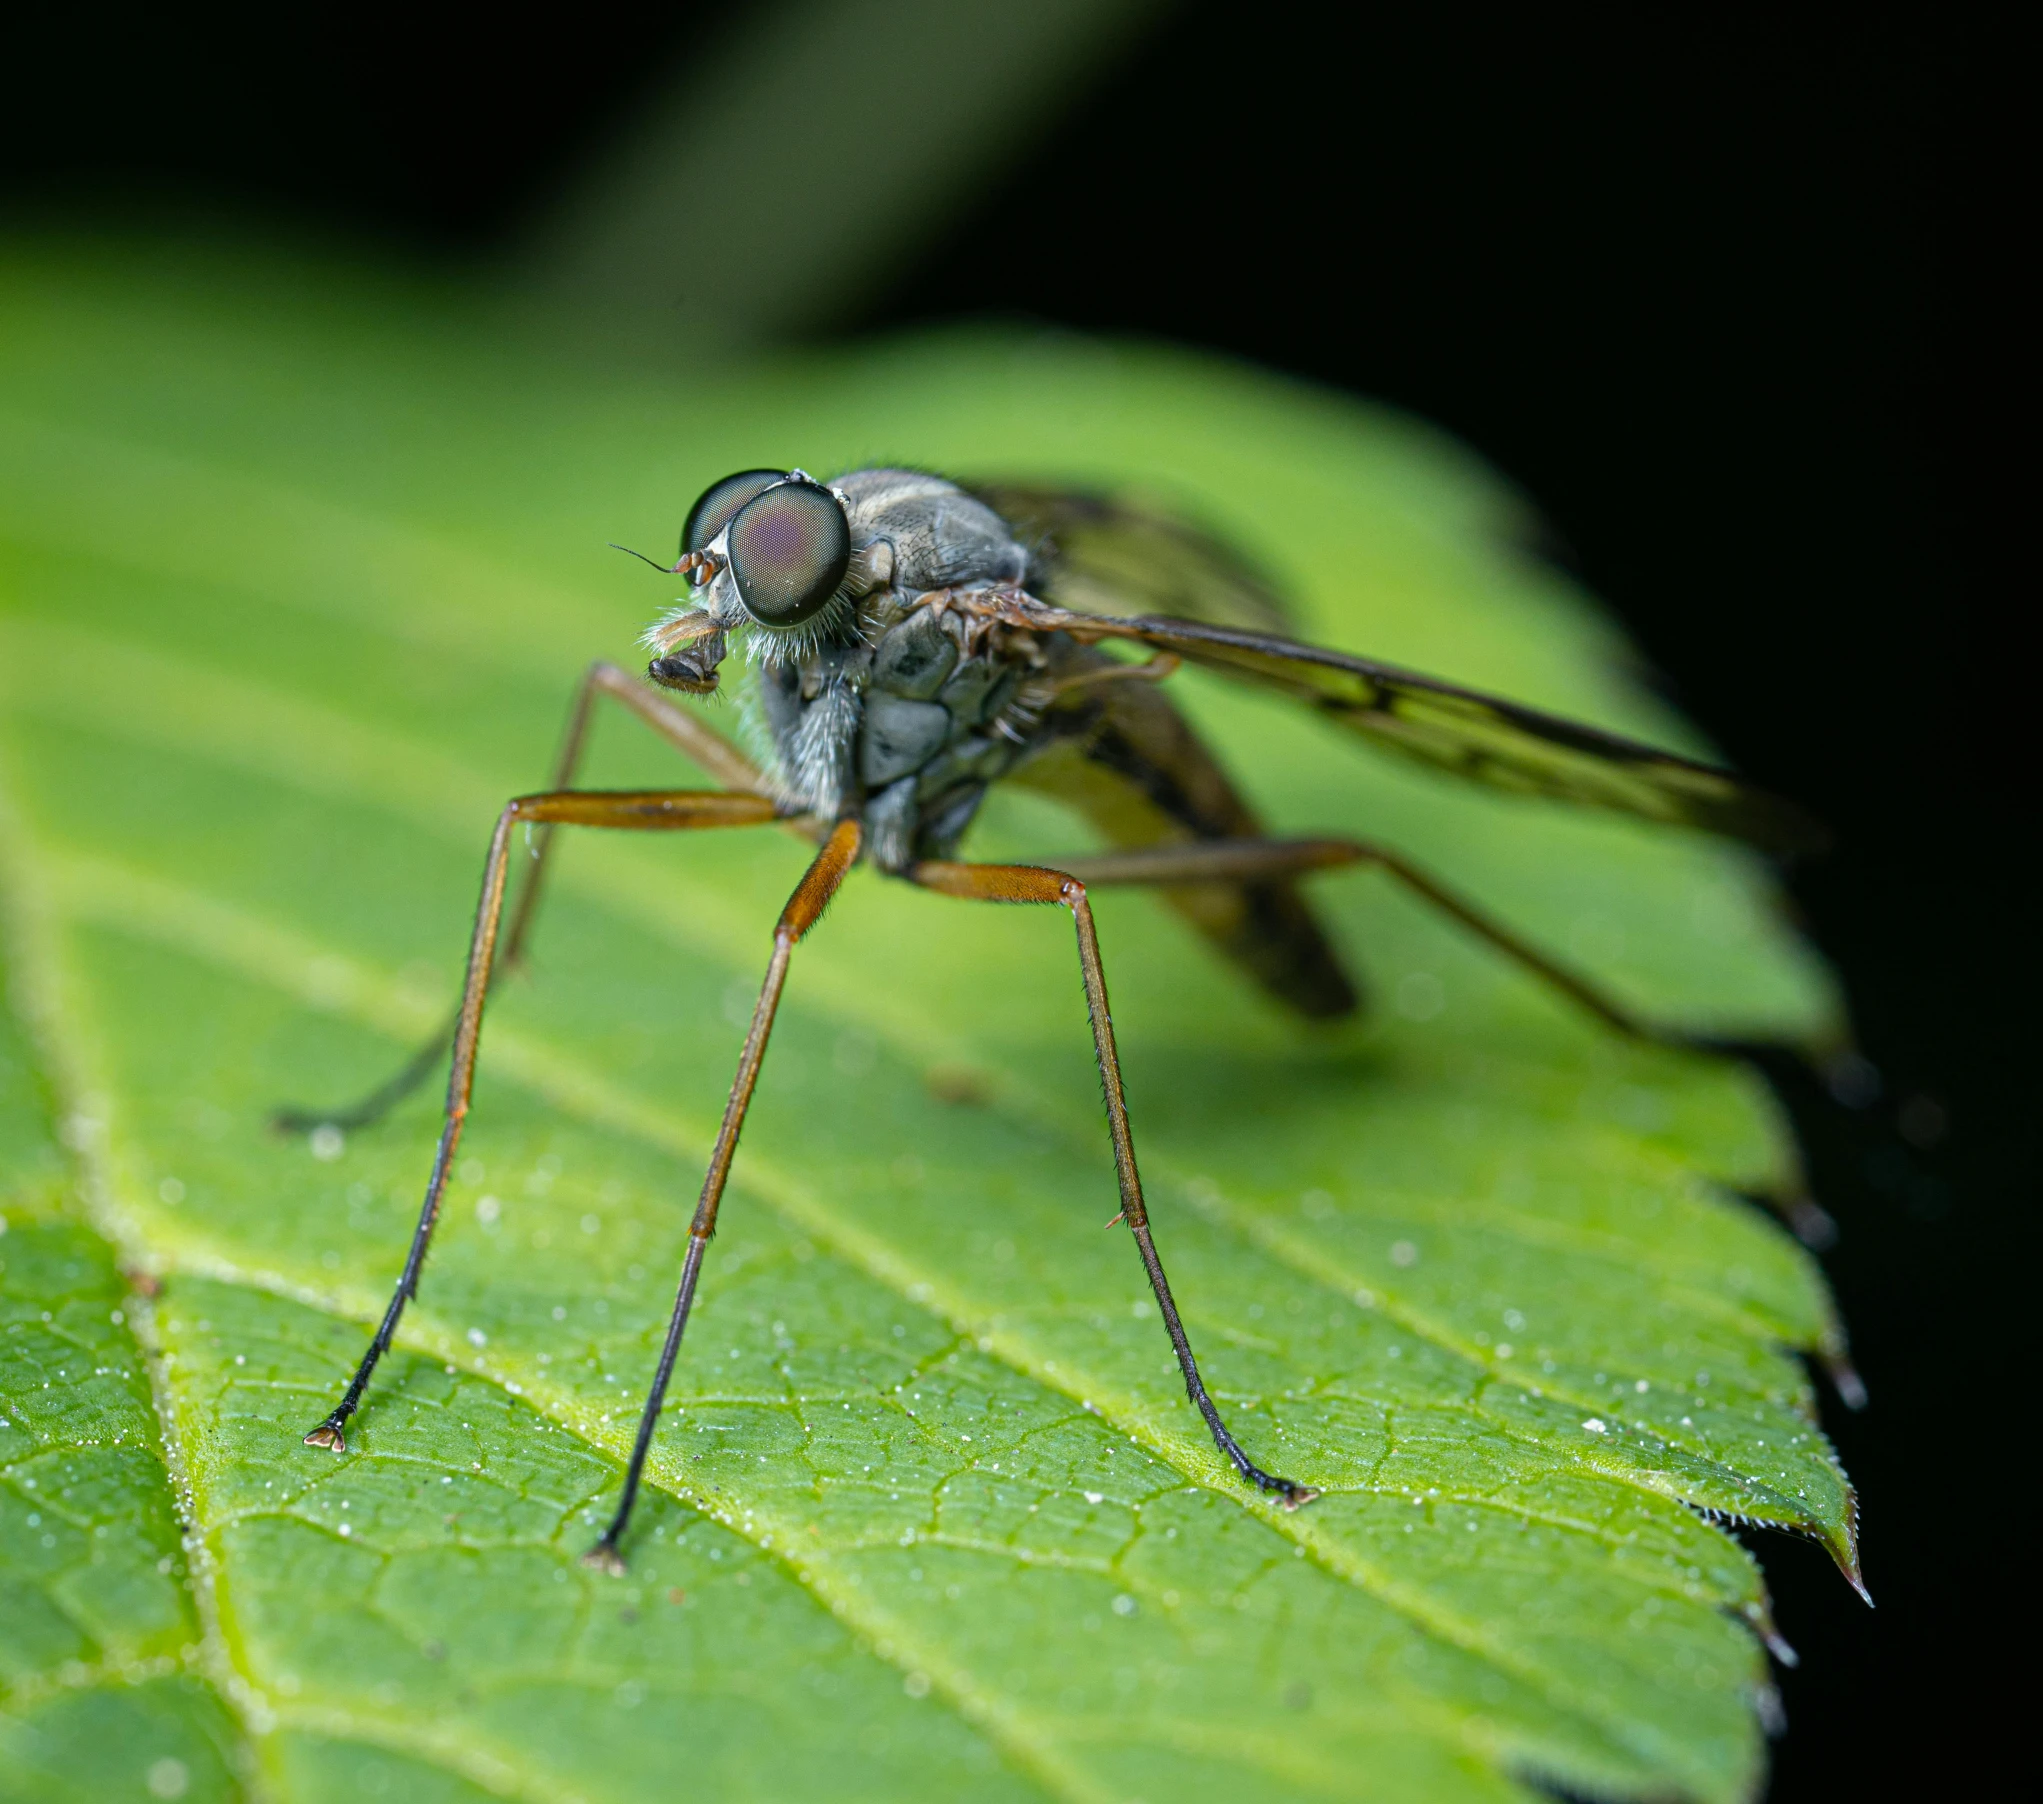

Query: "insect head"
<box><xmin>642</xmin><ymin>469</ymin><xmax>859</xmax><ymax>692</ymax></box>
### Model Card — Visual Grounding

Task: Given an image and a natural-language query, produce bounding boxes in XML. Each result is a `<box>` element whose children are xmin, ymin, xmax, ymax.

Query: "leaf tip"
<box><xmin>1827</xmin><ymin>1488</ymin><xmax>1874</xmax><ymax>1607</ymax></box>
<box><xmin>1741</xmin><ymin>1600</ymin><xmax>1798</xmax><ymax>1668</ymax></box>
<box><xmin>1782</xmin><ymin>1192</ymin><xmax>1840</xmax><ymax>1250</ymax></box>
<box><xmin>1823</xmin><ymin>1350</ymin><xmax>1869</xmax><ymax>1412</ymax></box>
<box><xmin>1755</xmin><ymin>1681</ymin><xmax>1788</xmax><ymax>1740</ymax></box>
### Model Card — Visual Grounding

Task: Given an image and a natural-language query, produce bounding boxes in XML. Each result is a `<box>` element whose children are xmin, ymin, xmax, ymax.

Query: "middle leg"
<box><xmin>909</xmin><ymin>857</ymin><xmax>1317</xmax><ymax>1509</ymax></box>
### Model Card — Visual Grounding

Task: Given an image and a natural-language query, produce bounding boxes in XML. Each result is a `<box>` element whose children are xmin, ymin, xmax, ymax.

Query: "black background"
<box><xmin>4</xmin><ymin>4</ymin><xmax>2022</xmax><ymax>1795</ymax></box>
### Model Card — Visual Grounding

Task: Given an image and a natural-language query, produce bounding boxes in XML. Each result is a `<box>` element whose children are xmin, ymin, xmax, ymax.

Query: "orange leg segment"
<box><xmin>909</xmin><ymin>858</ymin><xmax>1317</xmax><ymax>1509</ymax></box>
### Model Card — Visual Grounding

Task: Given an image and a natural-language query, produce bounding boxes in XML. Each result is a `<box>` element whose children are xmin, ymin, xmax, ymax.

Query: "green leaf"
<box><xmin>0</xmin><ymin>242</ymin><xmax>1856</xmax><ymax>1804</ymax></box>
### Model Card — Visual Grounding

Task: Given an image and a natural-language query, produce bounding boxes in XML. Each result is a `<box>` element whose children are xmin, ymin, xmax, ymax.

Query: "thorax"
<box><xmin>748</xmin><ymin>469</ymin><xmax>1052</xmax><ymax>869</ymax></box>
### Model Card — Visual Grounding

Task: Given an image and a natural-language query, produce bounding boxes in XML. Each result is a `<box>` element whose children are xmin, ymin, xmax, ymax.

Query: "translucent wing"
<box><xmin>966</xmin><ymin>480</ymin><xmax>1296</xmax><ymax>634</ymax></box>
<box><xmin>969</xmin><ymin>594</ymin><xmax>1826</xmax><ymax>854</ymax></box>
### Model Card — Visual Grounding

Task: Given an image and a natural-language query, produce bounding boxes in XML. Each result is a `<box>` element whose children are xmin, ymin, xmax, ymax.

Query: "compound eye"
<box><xmin>725</xmin><ymin>480</ymin><xmax>852</xmax><ymax>628</ymax></box>
<box><xmin>681</xmin><ymin>469</ymin><xmax>784</xmax><ymax>557</ymax></box>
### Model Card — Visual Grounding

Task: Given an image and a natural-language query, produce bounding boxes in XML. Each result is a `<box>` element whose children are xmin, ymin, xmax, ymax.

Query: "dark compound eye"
<box><xmin>681</xmin><ymin>468</ymin><xmax>785</xmax><ymax>558</ymax></box>
<box><xmin>725</xmin><ymin>480</ymin><xmax>852</xmax><ymax>628</ymax></box>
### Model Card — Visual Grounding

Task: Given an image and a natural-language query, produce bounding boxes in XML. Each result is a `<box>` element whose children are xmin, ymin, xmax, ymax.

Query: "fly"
<box><xmin>282</xmin><ymin>465</ymin><xmax>1827</xmax><ymax>1573</ymax></box>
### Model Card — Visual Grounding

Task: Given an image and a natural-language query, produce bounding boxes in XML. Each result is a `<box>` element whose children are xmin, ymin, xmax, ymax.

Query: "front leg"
<box><xmin>301</xmin><ymin>788</ymin><xmax>780</xmax><ymax>1452</ymax></box>
<box><xmin>585</xmin><ymin>817</ymin><xmax>865</xmax><ymax>1572</ymax></box>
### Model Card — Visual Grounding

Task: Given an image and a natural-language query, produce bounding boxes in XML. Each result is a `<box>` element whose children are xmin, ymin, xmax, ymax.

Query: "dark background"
<box><xmin>4</xmin><ymin>4</ymin><xmax>2021</xmax><ymax>1794</ymax></box>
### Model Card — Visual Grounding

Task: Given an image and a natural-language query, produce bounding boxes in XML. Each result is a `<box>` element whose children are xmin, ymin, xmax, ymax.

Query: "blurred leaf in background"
<box><xmin>0</xmin><ymin>3</ymin><xmax>1864</xmax><ymax>1800</ymax></box>
<box><xmin>522</xmin><ymin>0</ymin><xmax>1175</xmax><ymax>347</ymax></box>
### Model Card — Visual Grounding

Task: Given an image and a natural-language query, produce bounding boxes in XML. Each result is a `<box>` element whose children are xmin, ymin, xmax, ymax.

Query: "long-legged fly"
<box><xmin>285</xmin><ymin>467</ymin><xmax>1826</xmax><ymax>1572</ymax></box>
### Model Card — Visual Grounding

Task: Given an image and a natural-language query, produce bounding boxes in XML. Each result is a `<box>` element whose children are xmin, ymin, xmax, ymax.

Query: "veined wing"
<box><xmin>969</xmin><ymin>593</ymin><xmax>1825</xmax><ymax>854</ymax></box>
<box><xmin>965</xmin><ymin>480</ymin><xmax>1295</xmax><ymax>634</ymax></box>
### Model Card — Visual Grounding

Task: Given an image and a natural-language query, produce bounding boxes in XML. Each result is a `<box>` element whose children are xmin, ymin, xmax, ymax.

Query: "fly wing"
<box><xmin>974</xmin><ymin>596</ymin><xmax>1824</xmax><ymax>855</ymax></box>
<box><xmin>1009</xmin><ymin>647</ymin><xmax>1361</xmax><ymax>1019</ymax></box>
<box><xmin>965</xmin><ymin>481</ymin><xmax>1296</xmax><ymax>635</ymax></box>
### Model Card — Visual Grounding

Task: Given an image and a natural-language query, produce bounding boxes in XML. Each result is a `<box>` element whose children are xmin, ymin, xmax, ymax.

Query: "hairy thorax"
<box><xmin>749</xmin><ymin>469</ymin><xmax>1070</xmax><ymax>870</ymax></box>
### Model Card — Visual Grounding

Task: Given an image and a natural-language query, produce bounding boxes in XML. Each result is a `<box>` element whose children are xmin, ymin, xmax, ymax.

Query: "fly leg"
<box><xmin>275</xmin><ymin>662</ymin><xmax>778</xmax><ymax>1133</ymax></box>
<box><xmin>1054</xmin><ymin>835</ymin><xmax>1849</xmax><ymax>1246</ymax></box>
<box><xmin>908</xmin><ymin>858</ymin><xmax>1317</xmax><ymax>1510</ymax></box>
<box><xmin>1055</xmin><ymin>836</ymin><xmax>1760</xmax><ymax>1052</ymax></box>
<box><xmin>585</xmin><ymin>818</ymin><xmax>863</xmax><ymax>1573</ymax></box>
<box><xmin>301</xmin><ymin>788</ymin><xmax>780</xmax><ymax>1454</ymax></box>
